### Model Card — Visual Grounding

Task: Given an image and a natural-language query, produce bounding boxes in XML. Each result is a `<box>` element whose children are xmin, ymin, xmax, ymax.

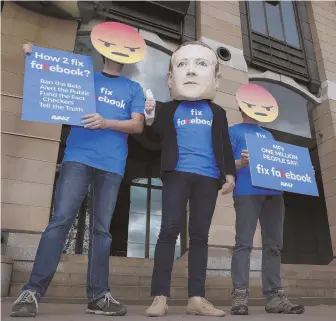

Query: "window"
<box><xmin>240</xmin><ymin>1</ymin><xmax>321</xmax><ymax>94</ymax></box>
<box><xmin>128</xmin><ymin>178</ymin><xmax>182</xmax><ymax>259</ymax></box>
<box><xmin>77</xmin><ymin>1</ymin><xmax>196</xmax><ymax>42</ymax></box>
<box><xmin>249</xmin><ymin>1</ymin><xmax>300</xmax><ymax>48</ymax></box>
<box><xmin>250</xmin><ymin>80</ymin><xmax>313</xmax><ymax>139</ymax></box>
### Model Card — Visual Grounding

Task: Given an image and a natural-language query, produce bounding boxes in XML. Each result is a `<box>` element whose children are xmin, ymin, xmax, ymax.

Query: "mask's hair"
<box><xmin>168</xmin><ymin>40</ymin><xmax>219</xmax><ymax>73</ymax></box>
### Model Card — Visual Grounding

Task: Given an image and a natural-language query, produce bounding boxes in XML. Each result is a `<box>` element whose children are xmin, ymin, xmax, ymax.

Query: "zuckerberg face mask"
<box><xmin>167</xmin><ymin>43</ymin><xmax>220</xmax><ymax>101</ymax></box>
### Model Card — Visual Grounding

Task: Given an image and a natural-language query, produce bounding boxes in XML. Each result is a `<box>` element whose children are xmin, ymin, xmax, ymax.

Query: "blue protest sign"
<box><xmin>22</xmin><ymin>46</ymin><xmax>96</xmax><ymax>126</ymax></box>
<box><xmin>246</xmin><ymin>134</ymin><xmax>318</xmax><ymax>196</ymax></box>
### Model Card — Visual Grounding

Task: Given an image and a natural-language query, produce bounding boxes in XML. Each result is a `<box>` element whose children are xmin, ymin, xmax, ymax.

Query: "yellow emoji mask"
<box><xmin>236</xmin><ymin>84</ymin><xmax>279</xmax><ymax>123</ymax></box>
<box><xmin>90</xmin><ymin>22</ymin><xmax>146</xmax><ymax>64</ymax></box>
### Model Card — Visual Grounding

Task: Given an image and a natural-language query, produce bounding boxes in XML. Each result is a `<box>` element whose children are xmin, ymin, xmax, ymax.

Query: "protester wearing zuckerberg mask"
<box><xmin>144</xmin><ymin>41</ymin><xmax>236</xmax><ymax>317</ymax></box>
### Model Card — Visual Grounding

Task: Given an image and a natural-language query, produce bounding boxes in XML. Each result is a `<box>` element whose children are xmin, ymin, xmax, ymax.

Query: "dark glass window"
<box><xmin>240</xmin><ymin>0</ymin><xmax>321</xmax><ymax>93</ymax></box>
<box><xmin>249</xmin><ymin>1</ymin><xmax>267</xmax><ymax>35</ymax></box>
<box><xmin>265</xmin><ymin>2</ymin><xmax>285</xmax><ymax>41</ymax></box>
<box><xmin>249</xmin><ymin>1</ymin><xmax>300</xmax><ymax>48</ymax></box>
<box><xmin>128</xmin><ymin>178</ymin><xmax>181</xmax><ymax>259</ymax></box>
<box><xmin>281</xmin><ymin>1</ymin><xmax>300</xmax><ymax>48</ymax></box>
<box><xmin>250</xmin><ymin>80</ymin><xmax>312</xmax><ymax>138</ymax></box>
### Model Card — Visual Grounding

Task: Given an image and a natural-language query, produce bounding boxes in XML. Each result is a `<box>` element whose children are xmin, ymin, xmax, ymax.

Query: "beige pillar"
<box><xmin>308</xmin><ymin>1</ymin><xmax>336</xmax><ymax>257</ymax></box>
<box><xmin>194</xmin><ymin>1</ymin><xmax>263</xmax><ymax>275</ymax></box>
<box><xmin>1</xmin><ymin>2</ymin><xmax>78</xmax><ymax>233</ymax></box>
<box><xmin>197</xmin><ymin>0</ymin><xmax>262</xmax><ymax>249</ymax></box>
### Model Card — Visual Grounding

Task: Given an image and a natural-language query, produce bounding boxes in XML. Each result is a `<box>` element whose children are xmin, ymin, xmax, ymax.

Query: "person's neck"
<box><xmin>102</xmin><ymin>60</ymin><xmax>123</xmax><ymax>76</ymax></box>
<box><xmin>242</xmin><ymin>115</ymin><xmax>259</xmax><ymax>125</ymax></box>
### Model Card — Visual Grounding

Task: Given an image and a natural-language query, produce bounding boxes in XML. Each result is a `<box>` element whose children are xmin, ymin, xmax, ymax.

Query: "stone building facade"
<box><xmin>1</xmin><ymin>0</ymin><xmax>336</xmax><ymax>299</ymax></box>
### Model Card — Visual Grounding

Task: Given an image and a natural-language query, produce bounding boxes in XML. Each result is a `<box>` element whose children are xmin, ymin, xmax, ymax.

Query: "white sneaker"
<box><xmin>146</xmin><ymin>296</ymin><xmax>168</xmax><ymax>317</ymax></box>
<box><xmin>186</xmin><ymin>296</ymin><xmax>226</xmax><ymax>317</ymax></box>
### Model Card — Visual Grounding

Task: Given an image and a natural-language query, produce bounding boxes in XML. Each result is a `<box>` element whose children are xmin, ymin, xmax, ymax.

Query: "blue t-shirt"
<box><xmin>229</xmin><ymin>123</ymin><xmax>283</xmax><ymax>196</ymax></box>
<box><xmin>174</xmin><ymin>101</ymin><xmax>220</xmax><ymax>179</ymax></box>
<box><xmin>63</xmin><ymin>72</ymin><xmax>144</xmax><ymax>176</ymax></box>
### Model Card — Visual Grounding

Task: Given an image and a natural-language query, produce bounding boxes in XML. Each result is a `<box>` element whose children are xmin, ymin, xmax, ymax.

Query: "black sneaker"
<box><xmin>11</xmin><ymin>290</ymin><xmax>39</xmax><ymax>317</ymax></box>
<box><xmin>231</xmin><ymin>289</ymin><xmax>249</xmax><ymax>315</ymax></box>
<box><xmin>86</xmin><ymin>293</ymin><xmax>127</xmax><ymax>316</ymax></box>
<box><xmin>265</xmin><ymin>289</ymin><xmax>305</xmax><ymax>314</ymax></box>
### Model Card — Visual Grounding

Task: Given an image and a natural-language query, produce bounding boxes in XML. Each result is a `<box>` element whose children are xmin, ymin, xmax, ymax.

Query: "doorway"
<box><xmin>249</xmin><ymin>80</ymin><xmax>333</xmax><ymax>265</ymax></box>
<box><xmin>267</xmin><ymin>128</ymin><xmax>333</xmax><ymax>265</ymax></box>
<box><xmin>51</xmin><ymin>127</ymin><xmax>187</xmax><ymax>259</ymax></box>
<box><xmin>48</xmin><ymin>30</ymin><xmax>186</xmax><ymax>258</ymax></box>
<box><xmin>109</xmin><ymin>134</ymin><xmax>186</xmax><ymax>259</ymax></box>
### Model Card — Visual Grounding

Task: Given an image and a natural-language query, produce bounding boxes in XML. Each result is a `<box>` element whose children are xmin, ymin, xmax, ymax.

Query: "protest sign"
<box><xmin>22</xmin><ymin>46</ymin><xmax>96</xmax><ymax>126</ymax></box>
<box><xmin>246</xmin><ymin>134</ymin><xmax>318</xmax><ymax>196</ymax></box>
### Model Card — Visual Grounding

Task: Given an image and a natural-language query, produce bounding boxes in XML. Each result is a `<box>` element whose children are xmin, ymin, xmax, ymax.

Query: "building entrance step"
<box><xmin>3</xmin><ymin>296</ymin><xmax>336</xmax><ymax>307</ymax></box>
<box><xmin>9</xmin><ymin>282</ymin><xmax>336</xmax><ymax>300</ymax></box>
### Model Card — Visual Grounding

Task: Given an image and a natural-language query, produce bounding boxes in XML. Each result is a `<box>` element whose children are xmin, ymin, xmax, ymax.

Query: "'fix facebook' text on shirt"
<box><xmin>96</xmin><ymin>87</ymin><xmax>125</xmax><ymax>109</ymax></box>
<box><xmin>176</xmin><ymin>108</ymin><xmax>212</xmax><ymax>127</ymax></box>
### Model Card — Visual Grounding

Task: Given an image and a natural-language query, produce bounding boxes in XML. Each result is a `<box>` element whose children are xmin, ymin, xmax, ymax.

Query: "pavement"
<box><xmin>2</xmin><ymin>303</ymin><xmax>336</xmax><ymax>321</ymax></box>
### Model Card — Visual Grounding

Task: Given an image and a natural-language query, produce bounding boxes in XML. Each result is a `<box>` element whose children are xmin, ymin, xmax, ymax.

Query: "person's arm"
<box><xmin>220</xmin><ymin>112</ymin><xmax>236</xmax><ymax>195</ymax></box>
<box><xmin>222</xmin><ymin>112</ymin><xmax>236</xmax><ymax>178</ymax></box>
<box><xmin>235</xmin><ymin>160</ymin><xmax>243</xmax><ymax>170</ymax></box>
<box><xmin>81</xmin><ymin>112</ymin><xmax>144</xmax><ymax>133</ymax></box>
<box><xmin>229</xmin><ymin>126</ymin><xmax>249</xmax><ymax>170</ymax></box>
<box><xmin>142</xmin><ymin>90</ymin><xmax>163</xmax><ymax>144</ymax></box>
<box><xmin>104</xmin><ymin>113</ymin><xmax>144</xmax><ymax>133</ymax></box>
<box><xmin>235</xmin><ymin>155</ymin><xmax>248</xmax><ymax>170</ymax></box>
<box><xmin>143</xmin><ymin>103</ymin><xmax>162</xmax><ymax>144</ymax></box>
<box><xmin>105</xmin><ymin>113</ymin><xmax>144</xmax><ymax>134</ymax></box>
<box><xmin>144</xmin><ymin>90</ymin><xmax>162</xmax><ymax>134</ymax></box>
<box><xmin>82</xmin><ymin>82</ymin><xmax>145</xmax><ymax>134</ymax></box>
<box><xmin>144</xmin><ymin>89</ymin><xmax>156</xmax><ymax>126</ymax></box>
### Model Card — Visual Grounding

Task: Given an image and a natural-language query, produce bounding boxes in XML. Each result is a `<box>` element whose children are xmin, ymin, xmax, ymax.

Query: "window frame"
<box><xmin>240</xmin><ymin>1</ymin><xmax>321</xmax><ymax>94</ymax></box>
<box><xmin>77</xmin><ymin>1</ymin><xmax>196</xmax><ymax>43</ymax></box>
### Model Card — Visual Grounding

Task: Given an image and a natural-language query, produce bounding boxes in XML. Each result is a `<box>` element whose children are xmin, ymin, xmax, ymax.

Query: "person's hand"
<box><xmin>241</xmin><ymin>149</ymin><xmax>249</xmax><ymax>167</ymax></box>
<box><xmin>221</xmin><ymin>174</ymin><xmax>235</xmax><ymax>195</ymax></box>
<box><xmin>144</xmin><ymin>89</ymin><xmax>156</xmax><ymax>116</ymax></box>
<box><xmin>23</xmin><ymin>43</ymin><xmax>33</xmax><ymax>56</ymax></box>
<box><xmin>145</xmin><ymin>99</ymin><xmax>156</xmax><ymax>115</ymax></box>
<box><xmin>81</xmin><ymin>113</ymin><xmax>106</xmax><ymax>130</ymax></box>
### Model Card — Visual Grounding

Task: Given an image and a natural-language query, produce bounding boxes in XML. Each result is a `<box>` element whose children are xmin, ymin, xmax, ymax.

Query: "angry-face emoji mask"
<box><xmin>236</xmin><ymin>84</ymin><xmax>279</xmax><ymax>123</ymax></box>
<box><xmin>90</xmin><ymin>22</ymin><xmax>146</xmax><ymax>64</ymax></box>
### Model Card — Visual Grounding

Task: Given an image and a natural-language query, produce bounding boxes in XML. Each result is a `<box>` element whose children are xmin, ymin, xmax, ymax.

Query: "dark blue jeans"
<box><xmin>23</xmin><ymin>162</ymin><xmax>122</xmax><ymax>302</ymax></box>
<box><xmin>151</xmin><ymin>171</ymin><xmax>219</xmax><ymax>298</ymax></box>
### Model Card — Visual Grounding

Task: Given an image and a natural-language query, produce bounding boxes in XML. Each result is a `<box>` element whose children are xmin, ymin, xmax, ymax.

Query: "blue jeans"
<box><xmin>23</xmin><ymin>162</ymin><xmax>122</xmax><ymax>301</ymax></box>
<box><xmin>231</xmin><ymin>195</ymin><xmax>285</xmax><ymax>298</ymax></box>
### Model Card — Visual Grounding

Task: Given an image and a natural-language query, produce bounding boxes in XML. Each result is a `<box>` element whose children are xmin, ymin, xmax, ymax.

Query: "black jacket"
<box><xmin>145</xmin><ymin>100</ymin><xmax>236</xmax><ymax>188</ymax></box>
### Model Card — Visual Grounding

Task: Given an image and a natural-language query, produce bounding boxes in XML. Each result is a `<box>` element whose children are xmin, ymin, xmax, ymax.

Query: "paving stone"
<box><xmin>2</xmin><ymin>303</ymin><xmax>336</xmax><ymax>321</ymax></box>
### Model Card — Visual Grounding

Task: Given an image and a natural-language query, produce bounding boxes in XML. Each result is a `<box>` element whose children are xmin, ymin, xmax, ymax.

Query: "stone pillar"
<box><xmin>1</xmin><ymin>2</ymin><xmax>78</xmax><ymax>262</ymax></box>
<box><xmin>196</xmin><ymin>1</ymin><xmax>262</xmax><ymax>276</ymax></box>
<box><xmin>308</xmin><ymin>1</ymin><xmax>336</xmax><ymax>260</ymax></box>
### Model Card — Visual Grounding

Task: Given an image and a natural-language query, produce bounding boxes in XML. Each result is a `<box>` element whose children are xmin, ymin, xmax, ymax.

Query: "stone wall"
<box><xmin>197</xmin><ymin>0</ymin><xmax>261</xmax><ymax>245</ymax></box>
<box><xmin>1</xmin><ymin>2</ymin><xmax>78</xmax><ymax>263</ymax></box>
<box><xmin>307</xmin><ymin>1</ymin><xmax>336</xmax><ymax>257</ymax></box>
<box><xmin>196</xmin><ymin>0</ymin><xmax>263</xmax><ymax>275</ymax></box>
<box><xmin>1</xmin><ymin>2</ymin><xmax>78</xmax><ymax>233</ymax></box>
